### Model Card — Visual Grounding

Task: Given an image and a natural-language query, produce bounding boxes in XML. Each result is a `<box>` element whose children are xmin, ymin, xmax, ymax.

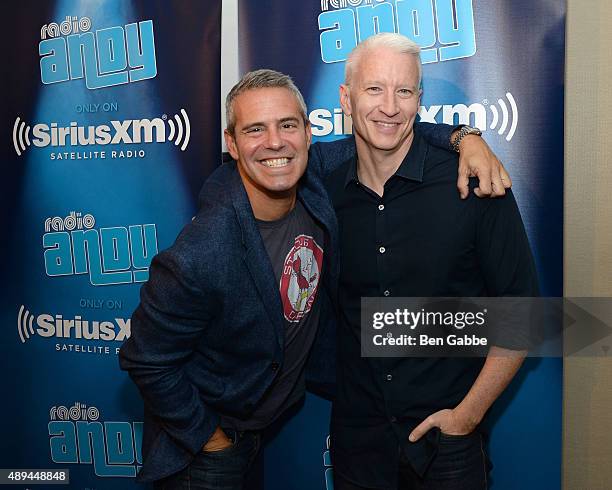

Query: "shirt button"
<box><xmin>378</xmin><ymin>204</ymin><xmax>385</xmax><ymax>211</ymax></box>
<box><xmin>384</xmin><ymin>290</ymin><xmax>390</xmax><ymax>297</ymax></box>
<box><xmin>390</xmin><ymin>416</ymin><xmax>397</xmax><ymax>423</ymax></box>
<box><xmin>271</xmin><ymin>362</ymin><xmax>280</xmax><ymax>372</ymax></box>
<box><xmin>386</xmin><ymin>374</ymin><xmax>393</xmax><ymax>381</ymax></box>
<box><xmin>379</xmin><ymin>246</ymin><xmax>386</xmax><ymax>254</ymax></box>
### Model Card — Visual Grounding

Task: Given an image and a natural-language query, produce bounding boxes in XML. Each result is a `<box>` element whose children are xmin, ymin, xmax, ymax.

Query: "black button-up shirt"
<box><xmin>325</xmin><ymin>134</ymin><xmax>539</xmax><ymax>489</ymax></box>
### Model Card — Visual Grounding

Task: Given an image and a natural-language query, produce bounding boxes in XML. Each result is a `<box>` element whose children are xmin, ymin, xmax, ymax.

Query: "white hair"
<box><xmin>344</xmin><ymin>32</ymin><xmax>422</xmax><ymax>87</ymax></box>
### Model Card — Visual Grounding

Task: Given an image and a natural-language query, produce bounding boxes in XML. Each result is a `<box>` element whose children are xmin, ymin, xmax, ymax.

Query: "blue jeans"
<box><xmin>335</xmin><ymin>431</ymin><xmax>490</xmax><ymax>490</ymax></box>
<box><xmin>155</xmin><ymin>429</ymin><xmax>261</xmax><ymax>490</ymax></box>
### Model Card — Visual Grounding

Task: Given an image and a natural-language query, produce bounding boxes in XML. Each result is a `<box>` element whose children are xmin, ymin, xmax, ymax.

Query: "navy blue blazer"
<box><xmin>119</xmin><ymin>124</ymin><xmax>452</xmax><ymax>482</ymax></box>
<box><xmin>119</xmin><ymin>142</ymin><xmax>354</xmax><ymax>482</ymax></box>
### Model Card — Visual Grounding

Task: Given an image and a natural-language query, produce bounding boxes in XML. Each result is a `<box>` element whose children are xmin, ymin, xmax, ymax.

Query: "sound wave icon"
<box><xmin>166</xmin><ymin>109</ymin><xmax>191</xmax><ymax>151</ymax></box>
<box><xmin>488</xmin><ymin>92</ymin><xmax>518</xmax><ymax>142</ymax></box>
<box><xmin>17</xmin><ymin>305</ymin><xmax>36</xmax><ymax>343</ymax></box>
<box><xmin>13</xmin><ymin>117</ymin><xmax>31</xmax><ymax>156</ymax></box>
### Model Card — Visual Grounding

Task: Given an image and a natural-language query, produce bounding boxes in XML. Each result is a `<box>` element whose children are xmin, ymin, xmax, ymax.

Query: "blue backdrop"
<box><xmin>1</xmin><ymin>1</ymin><xmax>220</xmax><ymax>487</ymax></box>
<box><xmin>238</xmin><ymin>1</ymin><xmax>564</xmax><ymax>489</ymax></box>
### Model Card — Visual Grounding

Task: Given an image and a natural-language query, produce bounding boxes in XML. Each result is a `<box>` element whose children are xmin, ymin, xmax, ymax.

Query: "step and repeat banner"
<box><xmin>1</xmin><ymin>0</ymin><xmax>564</xmax><ymax>488</ymax></box>
<box><xmin>1</xmin><ymin>0</ymin><xmax>220</xmax><ymax>488</ymax></box>
<box><xmin>238</xmin><ymin>1</ymin><xmax>564</xmax><ymax>489</ymax></box>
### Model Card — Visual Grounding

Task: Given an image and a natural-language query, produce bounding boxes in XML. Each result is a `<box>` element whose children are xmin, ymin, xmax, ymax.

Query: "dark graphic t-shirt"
<box><xmin>221</xmin><ymin>199</ymin><xmax>325</xmax><ymax>430</ymax></box>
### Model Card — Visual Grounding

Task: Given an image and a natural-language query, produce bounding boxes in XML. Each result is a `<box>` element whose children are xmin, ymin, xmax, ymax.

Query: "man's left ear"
<box><xmin>224</xmin><ymin>129</ymin><xmax>239</xmax><ymax>161</ymax></box>
<box><xmin>305</xmin><ymin>121</ymin><xmax>312</xmax><ymax>149</ymax></box>
<box><xmin>339</xmin><ymin>84</ymin><xmax>352</xmax><ymax>116</ymax></box>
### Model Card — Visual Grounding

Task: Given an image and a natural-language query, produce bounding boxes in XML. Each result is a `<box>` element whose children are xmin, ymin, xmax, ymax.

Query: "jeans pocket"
<box><xmin>429</xmin><ymin>432</ymin><xmax>488</xmax><ymax>486</ymax></box>
<box><xmin>439</xmin><ymin>431</ymin><xmax>478</xmax><ymax>441</ymax></box>
<box><xmin>200</xmin><ymin>427</ymin><xmax>246</xmax><ymax>456</ymax></box>
<box><xmin>201</xmin><ymin>441</ymin><xmax>235</xmax><ymax>455</ymax></box>
<box><xmin>437</xmin><ymin>431</ymin><xmax>480</xmax><ymax>458</ymax></box>
<box><xmin>199</xmin><ymin>433</ymin><xmax>238</xmax><ymax>461</ymax></box>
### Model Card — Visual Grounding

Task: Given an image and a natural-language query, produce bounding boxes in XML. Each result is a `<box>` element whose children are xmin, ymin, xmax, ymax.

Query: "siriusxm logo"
<box><xmin>17</xmin><ymin>305</ymin><xmax>131</xmax><ymax>344</ymax></box>
<box><xmin>318</xmin><ymin>0</ymin><xmax>476</xmax><ymax>64</ymax></box>
<box><xmin>12</xmin><ymin>109</ymin><xmax>191</xmax><ymax>157</ymax></box>
<box><xmin>419</xmin><ymin>92</ymin><xmax>519</xmax><ymax>141</ymax></box>
<box><xmin>310</xmin><ymin>108</ymin><xmax>353</xmax><ymax>137</ymax></box>
<box><xmin>309</xmin><ymin>92</ymin><xmax>519</xmax><ymax>142</ymax></box>
<box><xmin>48</xmin><ymin>403</ymin><xmax>143</xmax><ymax>477</ymax></box>
<box><xmin>39</xmin><ymin>16</ymin><xmax>157</xmax><ymax>89</ymax></box>
<box><xmin>43</xmin><ymin>212</ymin><xmax>158</xmax><ymax>286</ymax></box>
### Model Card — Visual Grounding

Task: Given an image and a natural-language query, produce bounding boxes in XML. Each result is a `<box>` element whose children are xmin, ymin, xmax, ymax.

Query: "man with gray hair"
<box><xmin>326</xmin><ymin>33</ymin><xmax>537</xmax><ymax>489</ymax></box>
<box><xmin>120</xmin><ymin>64</ymin><xmax>511</xmax><ymax>489</ymax></box>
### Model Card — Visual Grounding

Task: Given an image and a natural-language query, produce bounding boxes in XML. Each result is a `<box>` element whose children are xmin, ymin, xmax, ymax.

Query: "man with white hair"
<box><xmin>326</xmin><ymin>33</ymin><xmax>538</xmax><ymax>489</ymax></box>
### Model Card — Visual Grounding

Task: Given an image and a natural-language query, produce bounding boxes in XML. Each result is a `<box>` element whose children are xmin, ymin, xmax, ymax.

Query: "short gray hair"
<box><xmin>345</xmin><ymin>32</ymin><xmax>422</xmax><ymax>87</ymax></box>
<box><xmin>225</xmin><ymin>69</ymin><xmax>308</xmax><ymax>134</ymax></box>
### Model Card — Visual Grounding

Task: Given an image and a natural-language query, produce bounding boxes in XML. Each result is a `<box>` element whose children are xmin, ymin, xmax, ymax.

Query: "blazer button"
<box><xmin>271</xmin><ymin>362</ymin><xmax>280</xmax><ymax>372</ymax></box>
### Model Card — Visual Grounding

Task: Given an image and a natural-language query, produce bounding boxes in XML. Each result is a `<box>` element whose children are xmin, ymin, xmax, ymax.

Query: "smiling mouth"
<box><xmin>260</xmin><ymin>157</ymin><xmax>291</xmax><ymax>168</ymax></box>
<box><xmin>373</xmin><ymin>121</ymin><xmax>400</xmax><ymax>128</ymax></box>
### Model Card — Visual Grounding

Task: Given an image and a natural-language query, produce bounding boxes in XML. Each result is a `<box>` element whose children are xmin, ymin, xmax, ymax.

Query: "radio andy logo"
<box><xmin>12</xmin><ymin>108</ymin><xmax>191</xmax><ymax>158</ymax></box>
<box><xmin>43</xmin><ymin>211</ymin><xmax>158</xmax><ymax>286</ymax></box>
<box><xmin>318</xmin><ymin>0</ymin><xmax>476</xmax><ymax>64</ymax></box>
<box><xmin>49</xmin><ymin>402</ymin><xmax>143</xmax><ymax>477</ymax></box>
<box><xmin>39</xmin><ymin>16</ymin><xmax>156</xmax><ymax>89</ymax></box>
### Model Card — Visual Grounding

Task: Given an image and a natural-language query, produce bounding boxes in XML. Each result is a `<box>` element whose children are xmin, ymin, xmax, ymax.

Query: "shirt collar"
<box><xmin>344</xmin><ymin>133</ymin><xmax>427</xmax><ymax>188</ymax></box>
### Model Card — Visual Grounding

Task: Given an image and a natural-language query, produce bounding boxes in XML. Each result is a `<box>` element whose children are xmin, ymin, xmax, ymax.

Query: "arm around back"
<box><xmin>308</xmin><ymin>122</ymin><xmax>455</xmax><ymax>178</ymax></box>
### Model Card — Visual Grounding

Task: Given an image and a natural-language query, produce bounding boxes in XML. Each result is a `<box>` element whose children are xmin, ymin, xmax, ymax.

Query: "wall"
<box><xmin>564</xmin><ymin>0</ymin><xmax>612</xmax><ymax>488</ymax></box>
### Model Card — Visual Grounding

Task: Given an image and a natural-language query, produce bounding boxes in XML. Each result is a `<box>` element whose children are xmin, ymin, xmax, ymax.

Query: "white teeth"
<box><xmin>261</xmin><ymin>157</ymin><xmax>289</xmax><ymax>167</ymax></box>
<box><xmin>376</xmin><ymin>122</ymin><xmax>397</xmax><ymax>128</ymax></box>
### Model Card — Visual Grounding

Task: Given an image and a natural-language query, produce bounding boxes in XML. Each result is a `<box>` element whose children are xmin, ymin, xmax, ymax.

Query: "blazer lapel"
<box><xmin>229</xmin><ymin>164</ymin><xmax>284</xmax><ymax>348</ymax></box>
<box><xmin>298</xmin><ymin>174</ymin><xmax>340</xmax><ymax>288</ymax></box>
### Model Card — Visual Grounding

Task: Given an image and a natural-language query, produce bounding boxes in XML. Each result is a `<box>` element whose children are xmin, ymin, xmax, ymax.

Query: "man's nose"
<box><xmin>380</xmin><ymin>92</ymin><xmax>400</xmax><ymax>117</ymax></box>
<box><xmin>265</xmin><ymin>127</ymin><xmax>285</xmax><ymax>150</ymax></box>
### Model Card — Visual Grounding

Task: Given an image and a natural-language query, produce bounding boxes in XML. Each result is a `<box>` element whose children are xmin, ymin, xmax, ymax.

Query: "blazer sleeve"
<box><xmin>309</xmin><ymin>122</ymin><xmax>458</xmax><ymax>178</ymax></box>
<box><xmin>414</xmin><ymin>121</ymin><xmax>457</xmax><ymax>150</ymax></box>
<box><xmin>309</xmin><ymin>138</ymin><xmax>356</xmax><ymax>178</ymax></box>
<box><xmin>119</xmin><ymin>235</ymin><xmax>220</xmax><ymax>456</ymax></box>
